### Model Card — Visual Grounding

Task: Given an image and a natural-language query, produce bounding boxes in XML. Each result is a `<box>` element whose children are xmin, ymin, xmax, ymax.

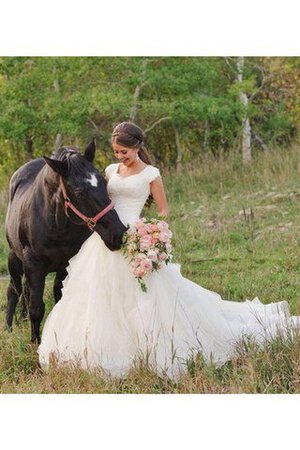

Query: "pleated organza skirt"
<box><xmin>38</xmin><ymin>232</ymin><xmax>299</xmax><ymax>378</ymax></box>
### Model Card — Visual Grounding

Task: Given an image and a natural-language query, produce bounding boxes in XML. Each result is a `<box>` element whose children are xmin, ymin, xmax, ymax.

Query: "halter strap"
<box><xmin>60</xmin><ymin>177</ymin><xmax>114</xmax><ymax>230</ymax></box>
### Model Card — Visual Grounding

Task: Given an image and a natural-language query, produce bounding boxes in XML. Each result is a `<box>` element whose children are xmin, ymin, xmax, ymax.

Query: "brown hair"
<box><xmin>111</xmin><ymin>122</ymin><xmax>153</xmax><ymax>165</ymax></box>
<box><xmin>111</xmin><ymin>122</ymin><xmax>154</xmax><ymax>207</ymax></box>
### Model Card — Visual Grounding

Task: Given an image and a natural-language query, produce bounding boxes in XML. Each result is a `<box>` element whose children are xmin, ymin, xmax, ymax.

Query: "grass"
<box><xmin>1</xmin><ymin>146</ymin><xmax>300</xmax><ymax>393</ymax></box>
<box><xmin>0</xmin><ymin>190</ymin><xmax>8</xmax><ymax>275</ymax></box>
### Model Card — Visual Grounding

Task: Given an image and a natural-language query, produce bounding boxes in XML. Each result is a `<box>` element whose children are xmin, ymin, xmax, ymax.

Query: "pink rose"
<box><xmin>158</xmin><ymin>252</ymin><xmax>167</xmax><ymax>261</ymax></box>
<box><xmin>133</xmin><ymin>266</ymin><xmax>146</xmax><ymax>277</ymax></box>
<box><xmin>159</xmin><ymin>231</ymin><xmax>171</xmax><ymax>243</ymax></box>
<box><xmin>140</xmin><ymin>235</ymin><xmax>154</xmax><ymax>251</ymax></box>
<box><xmin>147</xmin><ymin>250</ymin><xmax>158</xmax><ymax>261</ymax></box>
<box><xmin>149</xmin><ymin>224</ymin><xmax>159</xmax><ymax>232</ymax></box>
<box><xmin>151</xmin><ymin>236</ymin><xmax>159</xmax><ymax>245</ymax></box>
<box><xmin>138</xmin><ymin>226</ymin><xmax>148</xmax><ymax>237</ymax></box>
<box><xmin>157</xmin><ymin>221</ymin><xmax>168</xmax><ymax>231</ymax></box>
<box><xmin>140</xmin><ymin>258</ymin><xmax>153</xmax><ymax>272</ymax></box>
<box><xmin>136</xmin><ymin>252</ymin><xmax>147</xmax><ymax>263</ymax></box>
<box><xmin>142</xmin><ymin>224</ymin><xmax>150</xmax><ymax>233</ymax></box>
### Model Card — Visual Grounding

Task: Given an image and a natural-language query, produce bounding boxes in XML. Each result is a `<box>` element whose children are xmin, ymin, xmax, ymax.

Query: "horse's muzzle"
<box><xmin>94</xmin><ymin>227</ymin><xmax>125</xmax><ymax>251</ymax></box>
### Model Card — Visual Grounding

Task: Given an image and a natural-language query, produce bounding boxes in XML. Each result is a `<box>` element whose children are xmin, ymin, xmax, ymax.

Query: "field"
<box><xmin>1</xmin><ymin>147</ymin><xmax>300</xmax><ymax>393</ymax></box>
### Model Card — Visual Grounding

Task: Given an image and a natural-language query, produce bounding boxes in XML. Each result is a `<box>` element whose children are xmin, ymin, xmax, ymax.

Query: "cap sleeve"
<box><xmin>147</xmin><ymin>166</ymin><xmax>161</xmax><ymax>183</ymax></box>
<box><xmin>105</xmin><ymin>163</ymin><xmax>117</xmax><ymax>179</ymax></box>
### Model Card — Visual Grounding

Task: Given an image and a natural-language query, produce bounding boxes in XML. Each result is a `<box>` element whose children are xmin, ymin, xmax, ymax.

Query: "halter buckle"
<box><xmin>86</xmin><ymin>218</ymin><xmax>96</xmax><ymax>230</ymax></box>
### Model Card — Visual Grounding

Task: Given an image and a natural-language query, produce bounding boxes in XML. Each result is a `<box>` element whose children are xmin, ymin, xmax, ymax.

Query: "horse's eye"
<box><xmin>74</xmin><ymin>189</ymin><xmax>85</xmax><ymax>196</ymax></box>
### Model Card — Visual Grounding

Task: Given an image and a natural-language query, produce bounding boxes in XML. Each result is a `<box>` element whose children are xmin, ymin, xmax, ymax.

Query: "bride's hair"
<box><xmin>111</xmin><ymin>122</ymin><xmax>152</xmax><ymax>165</ymax></box>
<box><xmin>111</xmin><ymin>121</ymin><xmax>154</xmax><ymax>207</ymax></box>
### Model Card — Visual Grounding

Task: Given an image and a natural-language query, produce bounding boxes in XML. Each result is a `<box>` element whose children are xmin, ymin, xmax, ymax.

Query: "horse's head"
<box><xmin>43</xmin><ymin>141</ymin><xmax>127</xmax><ymax>251</ymax></box>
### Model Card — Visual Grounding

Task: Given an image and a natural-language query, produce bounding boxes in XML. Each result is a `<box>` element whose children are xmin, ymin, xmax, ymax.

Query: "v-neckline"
<box><xmin>116</xmin><ymin>163</ymin><xmax>149</xmax><ymax>178</ymax></box>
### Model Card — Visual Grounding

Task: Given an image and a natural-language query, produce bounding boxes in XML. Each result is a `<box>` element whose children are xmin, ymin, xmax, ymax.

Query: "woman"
<box><xmin>38</xmin><ymin>122</ymin><xmax>300</xmax><ymax>379</ymax></box>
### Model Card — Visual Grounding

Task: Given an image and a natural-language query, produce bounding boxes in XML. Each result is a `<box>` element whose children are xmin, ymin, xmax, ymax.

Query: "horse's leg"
<box><xmin>53</xmin><ymin>268</ymin><xmax>68</xmax><ymax>303</ymax></box>
<box><xmin>20</xmin><ymin>278</ymin><xmax>30</xmax><ymax>319</ymax></box>
<box><xmin>6</xmin><ymin>251</ymin><xmax>23</xmax><ymax>329</ymax></box>
<box><xmin>24</xmin><ymin>265</ymin><xmax>46</xmax><ymax>343</ymax></box>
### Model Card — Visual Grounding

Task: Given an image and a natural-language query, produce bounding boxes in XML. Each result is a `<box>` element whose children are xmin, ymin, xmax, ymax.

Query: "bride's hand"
<box><xmin>158</xmin><ymin>210</ymin><xmax>169</xmax><ymax>219</ymax></box>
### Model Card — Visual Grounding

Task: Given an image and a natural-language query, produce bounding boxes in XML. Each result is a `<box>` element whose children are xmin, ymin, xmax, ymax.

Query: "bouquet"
<box><xmin>122</xmin><ymin>217</ymin><xmax>173</xmax><ymax>292</ymax></box>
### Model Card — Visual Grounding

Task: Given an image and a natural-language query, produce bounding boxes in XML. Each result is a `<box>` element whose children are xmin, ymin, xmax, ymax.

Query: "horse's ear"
<box><xmin>84</xmin><ymin>139</ymin><xmax>96</xmax><ymax>162</ymax></box>
<box><xmin>43</xmin><ymin>157</ymin><xmax>69</xmax><ymax>177</ymax></box>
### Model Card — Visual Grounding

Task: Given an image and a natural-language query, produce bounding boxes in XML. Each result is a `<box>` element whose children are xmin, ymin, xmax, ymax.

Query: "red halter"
<box><xmin>60</xmin><ymin>177</ymin><xmax>114</xmax><ymax>230</ymax></box>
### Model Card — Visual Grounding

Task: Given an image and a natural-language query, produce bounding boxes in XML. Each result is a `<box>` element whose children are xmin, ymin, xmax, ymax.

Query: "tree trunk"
<box><xmin>252</xmin><ymin>130</ymin><xmax>269</xmax><ymax>152</ymax></box>
<box><xmin>55</xmin><ymin>133</ymin><xmax>63</xmax><ymax>151</ymax></box>
<box><xmin>173</xmin><ymin>126</ymin><xmax>182</xmax><ymax>173</ymax></box>
<box><xmin>237</xmin><ymin>57</ymin><xmax>252</xmax><ymax>163</ymax></box>
<box><xmin>130</xmin><ymin>59</ymin><xmax>148</xmax><ymax>123</ymax></box>
<box><xmin>143</xmin><ymin>116</ymin><xmax>172</xmax><ymax>136</ymax></box>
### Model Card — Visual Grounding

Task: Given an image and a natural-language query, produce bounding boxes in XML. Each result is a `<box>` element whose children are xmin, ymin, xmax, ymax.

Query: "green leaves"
<box><xmin>0</xmin><ymin>56</ymin><xmax>299</xmax><ymax>177</ymax></box>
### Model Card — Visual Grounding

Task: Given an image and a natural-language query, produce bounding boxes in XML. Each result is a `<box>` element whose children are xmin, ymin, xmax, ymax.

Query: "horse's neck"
<box><xmin>39</xmin><ymin>168</ymin><xmax>67</xmax><ymax>224</ymax></box>
<box><xmin>41</xmin><ymin>167</ymin><xmax>61</xmax><ymax>198</ymax></box>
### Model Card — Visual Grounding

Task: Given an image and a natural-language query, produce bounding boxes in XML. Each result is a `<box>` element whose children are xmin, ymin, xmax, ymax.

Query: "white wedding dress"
<box><xmin>38</xmin><ymin>163</ymin><xmax>300</xmax><ymax>378</ymax></box>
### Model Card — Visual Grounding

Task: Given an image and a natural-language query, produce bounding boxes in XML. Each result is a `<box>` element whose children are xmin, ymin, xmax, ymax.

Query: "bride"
<box><xmin>38</xmin><ymin>121</ymin><xmax>300</xmax><ymax>379</ymax></box>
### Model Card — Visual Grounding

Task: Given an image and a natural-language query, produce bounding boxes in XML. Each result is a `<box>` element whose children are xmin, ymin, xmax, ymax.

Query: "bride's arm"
<box><xmin>150</xmin><ymin>177</ymin><xmax>169</xmax><ymax>218</ymax></box>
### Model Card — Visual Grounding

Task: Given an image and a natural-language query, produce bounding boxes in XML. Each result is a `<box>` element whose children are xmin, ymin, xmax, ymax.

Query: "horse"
<box><xmin>5</xmin><ymin>141</ymin><xmax>127</xmax><ymax>343</ymax></box>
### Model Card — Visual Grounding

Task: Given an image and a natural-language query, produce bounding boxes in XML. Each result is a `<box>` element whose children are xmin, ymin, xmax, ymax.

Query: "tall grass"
<box><xmin>0</xmin><ymin>146</ymin><xmax>300</xmax><ymax>393</ymax></box>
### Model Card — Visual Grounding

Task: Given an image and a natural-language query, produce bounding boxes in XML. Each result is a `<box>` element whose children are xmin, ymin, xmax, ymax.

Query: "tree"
<box><xmin>0</xmin><ymin>56</ymin><xmax>299</xmax><ymax>182</ymax></box>
<box><xmin>237</xmin><ymin>57</ymin><xmax>251</xmax><ymax>163</ymax></box>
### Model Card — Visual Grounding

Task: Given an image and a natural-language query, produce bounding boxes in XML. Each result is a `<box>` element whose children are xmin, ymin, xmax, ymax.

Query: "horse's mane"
<box><xmin>53</xmin><ymin>147</ymin><xmax>92</xmax><ymax>175</ymax></box>
<box><xmin>53</xmin><ymin>147</ymin><xmax>78</xmax><ymax>160</ymax></box>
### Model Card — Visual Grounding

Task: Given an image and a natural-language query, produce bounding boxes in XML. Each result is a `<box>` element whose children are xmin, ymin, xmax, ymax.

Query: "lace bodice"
<box><xmin>105</xmin><ymin>163</ymin><xmax>161</xmax><ymax>226</ymax></box>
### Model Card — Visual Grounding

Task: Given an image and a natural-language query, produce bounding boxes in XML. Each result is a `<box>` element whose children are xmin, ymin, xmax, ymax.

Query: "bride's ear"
<box><xmin>43</xmin><ymin>156</ymin><xmax>69</xmax><ymax>177</ymax></box>
<box><xmin>85</xmin><ymin>139</ymin><xmax>96</xmax><ymax>162</ymax></box>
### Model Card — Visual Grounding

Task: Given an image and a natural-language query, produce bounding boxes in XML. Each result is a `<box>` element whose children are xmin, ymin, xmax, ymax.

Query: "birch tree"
<box><xmin>237</xmin><ymin>57</ymin><xmax>251</xmax><ymax>163</ymax></box>
<box><xmin>130</xmin><ymin>58</ymin><xmax>148</xmax><ymax>123</ymax></box>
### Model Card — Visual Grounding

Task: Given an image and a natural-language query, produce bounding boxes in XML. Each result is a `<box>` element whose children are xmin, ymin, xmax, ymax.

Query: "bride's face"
<box><xmin>112</xmin><ymin>142</ymin><xmax>138</xmax><ymax>167</ymax></box>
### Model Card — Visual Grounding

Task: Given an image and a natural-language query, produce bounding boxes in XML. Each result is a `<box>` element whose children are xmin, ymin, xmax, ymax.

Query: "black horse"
<box><xmin>5</xmin><ymin>141</ymin><xmax>127</xmax><ymax>343</ymax></box>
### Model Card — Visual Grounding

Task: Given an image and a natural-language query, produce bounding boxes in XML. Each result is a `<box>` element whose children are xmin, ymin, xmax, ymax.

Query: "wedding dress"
<box><xmin>38</xmin><ymin>163</ymin><xmax>300</xmax><ymax>378</ymax></box>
